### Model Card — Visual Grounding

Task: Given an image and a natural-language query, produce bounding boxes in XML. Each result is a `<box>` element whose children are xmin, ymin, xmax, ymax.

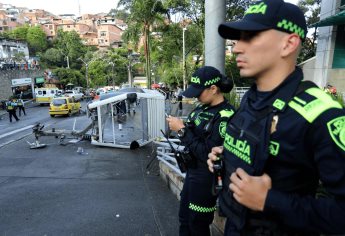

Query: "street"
<box><xmin>0</xmin><ymin>103</ymin><xmax>180</xmax><ymax>236</ymax></box>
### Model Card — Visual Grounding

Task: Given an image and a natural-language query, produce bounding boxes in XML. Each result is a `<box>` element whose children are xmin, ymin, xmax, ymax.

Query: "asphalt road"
<box><xmin>0</xmin><ymin>102</ymin><xmax>180</xmax><ymax>236</ymax></box>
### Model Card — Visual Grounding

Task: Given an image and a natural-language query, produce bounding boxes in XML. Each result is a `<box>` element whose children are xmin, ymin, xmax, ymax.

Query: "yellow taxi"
<box><xmin>49</xmin><ymin>96</ymin><xmax>81</xmax><ymax>117</ymax></box>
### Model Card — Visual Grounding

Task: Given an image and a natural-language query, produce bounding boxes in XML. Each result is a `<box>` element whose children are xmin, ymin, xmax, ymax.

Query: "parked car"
<box><xmin>49</xmin><ymin>96</ymin><xmax>81</xmax><ymax>117</ymax></box>
<box><xmin>64</xmin><ymin>90</ymin><xmax>84</xmax><ymax>101</ymax></box>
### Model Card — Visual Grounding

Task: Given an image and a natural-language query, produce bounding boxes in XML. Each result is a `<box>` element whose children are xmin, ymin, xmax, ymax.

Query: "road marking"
<box><xmin>0</xmin><ymin>139</ymin><xmax>16</xmax><ymax>148</ymax></box>
<box><xmin>0</xmin><ymin>125</ymin><xmax>34</xmax><ymax>139</ymax></box>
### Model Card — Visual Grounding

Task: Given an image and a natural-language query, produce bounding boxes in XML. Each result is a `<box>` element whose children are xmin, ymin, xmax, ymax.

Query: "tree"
<box><xmin>150</xmin><ymin>22</ymin><xmax>203</xmax><ymax>87</ymax></box>
<box><xmin>108</xmin><ymin>9</ymin><xmax>130</xmax><ymax>21</ymax></box>
<box><xmin>53</xmin><ymin>30</ymin><xmax>88</xmax><ymax>69</ymax></box>
<box><xmin>9</xmin><ymin>25</ymin><xmax>29</xmax><ymax>41</ymax></box>
<box><xmin>40</xmin><ymin>48</ymin><xmax>64</xmax><ymax>68</ymax></box>
<box><xmin>26</xmin><ymin>26</ymin><xmax>48</xmax><ymax>55</ymax></box>
<box><xmin>297</xmin><ymin>0</ymin><xmax>321</xmax><ymax>63</ymax></box>
<box><xmin>225</xmin><ymin>55</ymin><xmax>253</xmax><ymax>87</ymax></box>
<box><xmin>225</xmin><ymin>0</ymin><xmax>252</xmax><ymax>20</ymax></box>
<box><xmin>6</xmin><ymin>25</ymin><xmax>48</xmax><ymax>56</ymax></box>
<box><xmin>12</xmin><ymin>52</ymin><xmax>26</xmax><ymax>63</ymax></box>
<box><xmin>53</xmin><ymin>68</ymin><xmax>84</xmax><ymax>87</ymax></box>
<box><xmin>118</xmin><ymin>0</ymin><xmax>166</xmax><ymax>88</ymax></box>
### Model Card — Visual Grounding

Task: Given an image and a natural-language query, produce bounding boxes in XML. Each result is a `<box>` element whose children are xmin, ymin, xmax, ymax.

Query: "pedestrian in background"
<box><xmin>176</xmin><ymin>86</ymin><xmax>183</xmax><ymax>112</ymax></box>
<box><xmin>6</xmin><ymin>98</ymin><xmax>19</xmax><ymax>122</ymax></box>
<box><xmin>208</xmin><ymin>0</ymin><xmax>345</xmax><ymax>235</ymax></box>
<box><xmin>17</xmin><ymin>98</ymin><xmax>26</xmax><ymax>116</ymax></box>
<box><xmin>167</xmin><ymin>66</ymin><xmax>235</xmax><ymax>236</ymax></box>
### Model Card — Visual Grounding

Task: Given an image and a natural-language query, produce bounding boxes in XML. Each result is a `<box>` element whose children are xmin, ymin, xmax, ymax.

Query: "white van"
<box><xmin>35</xmin><ymin>88</ymin><xmax>60</xmax><ymax>105</ymax></box>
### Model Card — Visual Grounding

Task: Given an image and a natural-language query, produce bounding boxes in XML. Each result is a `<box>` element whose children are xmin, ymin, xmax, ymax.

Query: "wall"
<box><xmin>0</xmin><ymin>70</ymin><xmax>44</xmax><ymax>100</ymax></box>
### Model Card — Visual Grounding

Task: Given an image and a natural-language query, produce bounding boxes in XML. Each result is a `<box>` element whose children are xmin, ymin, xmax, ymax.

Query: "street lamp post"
<box><xmin>58</xmin><ymin>49</ymin><xmax>70</xmax><ymax>69</ymax></box>
<box><xmin>78</xmin><ymin>58</ymin><xmax>89</xmax><ymax>90</ymax></box>
<box><xmin>109</xmin><ymin>62</ymin><xmax>115</xmax><ymax>89</ymax></box>
<box><xmin>66</xmin><ymin>55</ymin><xmax>70</xmax><ymax>69</ymax></box>
<box><xmin>182</xmin><ymin>27</ymin><xmax>187</xmax><ymax>90</ymax></box>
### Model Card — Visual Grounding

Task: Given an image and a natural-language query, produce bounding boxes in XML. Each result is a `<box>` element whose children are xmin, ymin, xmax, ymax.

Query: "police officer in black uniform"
<box><xmin>6</xmin><ymin>98</ymin><xmax>20</xmax><ymax>122</ymax></box>
<box><xmin>167</xmin><ymin>66</ymin><xmax>235</xmax><ymax>236</ymax></box>
<box><xmin>208</xmin><ymin>0</ymin><xmax>345</xmax><ymax>235</ymax></box>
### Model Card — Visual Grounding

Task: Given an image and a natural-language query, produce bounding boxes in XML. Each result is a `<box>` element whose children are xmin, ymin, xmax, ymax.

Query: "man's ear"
<box><xmin>281</xmin><ymin>33</ymin><xmax>301</xmax><ymax>57</ymax></box>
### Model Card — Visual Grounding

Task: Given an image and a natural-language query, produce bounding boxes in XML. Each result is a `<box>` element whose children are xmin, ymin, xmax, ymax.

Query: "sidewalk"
<box><xmin>0</xmin><ymin>130</ymin><xmax>181</xmax><ymax>235</ymax></box>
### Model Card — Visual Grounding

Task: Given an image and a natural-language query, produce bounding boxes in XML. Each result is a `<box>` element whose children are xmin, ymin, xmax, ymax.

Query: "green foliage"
<box><xmin>226</xmin><ymin>0</ymin><xmax>252</xmax><ymax>21</ymax></box>
<box><xmin>5</xmin><ymin>25</ymin><xmax>47</xmax><ymax>56</ymax></box>
<box><xmin>9</xmin><ymin>25</ymin><xmax>29</xmax><ymax>40</ymax></box>
<box><xmin>40</xmin><ymin>48</ymin><xmax>64</xmax><ymax>68</ymax></box>
<box><xmin>12</xmin><ymin>52</ymin><xmax>26</xmax><ymax>62</ymax></box>
<box><xmin>223</xmin><ymin>89</ymin><xmax>241</xmax><ymax>109</ymax></box>
<box><xmin>297</xmin><ymin>0</ymin><xmax>321</xmax><ymax>63</ymax></box>
<box><xmin>53</xmin><ymin>68</ymin><xmax>84</xmax><ymax>87</ymax></box>
<box><xmin>118</xmin><ymin>0</ymin><xmax>167</xmax><ymax>87</ymax></box>
<box><xmin>26</xmin><ymin>26</ymin><xmax>48</xmax><ymax>55</ymax></box>
<box><xmin>53</xmin><ymin>30</ymin><xmax>87</xmax><ymax>69</ymax></box>
<box><xmin>225</xmin><ymin>55</ymin><xmax>254</xmax><ymax>87</ymax></box>
<box><xmin>108</xmin><ymin>9</ymin><xmax>130</xmax><ymax>21</ymax></box>
<box><xmin>0</xmin><ymin>31</ymin><xmax>11</xmax><ymax>39</ymax></box>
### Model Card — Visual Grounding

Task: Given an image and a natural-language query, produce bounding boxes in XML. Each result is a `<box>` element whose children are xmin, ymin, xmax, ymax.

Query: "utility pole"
<box><xmin>66</xmin><ymin>56</ymin><xmax>70</xmax><ymax>69</ymax></box>
<box><xmin>109</xmin><ymin>62</ymin><xmax>115</xmax><ymax>89</ymax></box>
<box><xmin>85</xmin><ymin>64</ymin><xmax>89</xmax><ymax>89</ymax></box>
<box><xmin>78</xmin><ymin>58</ymin><xmax>89</xmax><ymax>90</ymax></box>
<box><xmin>205</xmin><ymin>0</ymin><xmax>226</xmax><ymax>73</ymax></box>
<box><xmin>182</xmin><ymin>27</ymin><xmax>187</xmax><ymax>90</ymax></box>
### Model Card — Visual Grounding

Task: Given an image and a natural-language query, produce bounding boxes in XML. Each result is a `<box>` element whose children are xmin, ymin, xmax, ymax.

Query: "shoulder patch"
<box><xmin>327</xmin><ymin>116</ymin><xmax>345</xmax><ymax>152</ymax></box>
<box><xmin>289</xmin><ymin>87</ymin><xmax>343</xmax><ymax>123</ymax></box>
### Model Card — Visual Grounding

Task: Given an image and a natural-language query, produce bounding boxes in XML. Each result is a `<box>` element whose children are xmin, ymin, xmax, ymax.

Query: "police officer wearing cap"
<box><xmin>167</xmin><ymin>66</ymin><xmax>235</xmax><ymax>236</ymax></box>
<box><xmin>207</xmin><ymin>0</ymin><xmax>345</xmax><ymax>235</ymax></box>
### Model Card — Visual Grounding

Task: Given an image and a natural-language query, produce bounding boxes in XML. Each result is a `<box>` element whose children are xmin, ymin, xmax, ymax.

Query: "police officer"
<box><xmin>208</xmin><ymin>0</ymin><xmax>345</xmax><ymax>235</ymax></box>
<box><xmin>167</xmin><ymin>66</ymin><xmax>235</xmax><ymax>236</ymax></box>
<box><xmin>17</xmin><ymin>98</ymin><xmax>26</xmax><ymax>116</ymax></box>
<box><xmin>6</xmin><ymin>98</ymin><xmax>20</xmax><ymax>122</ymax></box>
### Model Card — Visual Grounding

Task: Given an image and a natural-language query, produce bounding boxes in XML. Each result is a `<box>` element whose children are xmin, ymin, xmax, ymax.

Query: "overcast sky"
<box><xmin>5</xmin><ymin>0</ymin><xmax>299</xmax><ymax>16</ymax></box>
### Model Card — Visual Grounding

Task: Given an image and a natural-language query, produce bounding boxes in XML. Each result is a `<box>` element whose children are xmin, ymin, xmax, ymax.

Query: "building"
<box><xmin>309</xmin><ymin>0</ymin><xmax>345</xmax><ymax>90</ymax></box>
<box><xmin>0</xmin><ymin>2</ymin><xmax>127</xmax><ymax>49</ymax></box>
<box><xmin>0</xmin><ymin>39</ymin><xmax>29</xmax><ymax>60</ymax></box>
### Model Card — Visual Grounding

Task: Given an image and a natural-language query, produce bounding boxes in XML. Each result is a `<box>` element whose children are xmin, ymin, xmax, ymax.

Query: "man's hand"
<box><xmin>229</xmin><ymin>168</ymin><xmax>272</xmax><ymax>211</ymax></box>
<box><xmin>166</xmin><ymin>116</ymin><xmax>184</xmax><ymax>131</ymax></box>
<box><xmin>207</xmin><ymin>146</ymin><xmax>223</xmax><ymax>173</ymax></box>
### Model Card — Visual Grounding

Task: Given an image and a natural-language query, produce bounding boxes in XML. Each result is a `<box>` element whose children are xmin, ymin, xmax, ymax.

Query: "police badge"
<box><xmin>327</xmin><ymin>116</ymin><xmax>345</xmax><ymax>151</ymax></box>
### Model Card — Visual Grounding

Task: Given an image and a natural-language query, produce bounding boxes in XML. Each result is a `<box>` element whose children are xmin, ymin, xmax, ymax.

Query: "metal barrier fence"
<box><xmin>155</xmin><ymin>138</ymin><xmax>186</xmax><ymax>178</ymax></box>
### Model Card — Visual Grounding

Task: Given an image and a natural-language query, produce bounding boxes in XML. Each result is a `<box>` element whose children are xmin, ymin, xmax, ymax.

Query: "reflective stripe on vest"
<box><xmin>219</xmin><ymin>109</ymin><xmax>235</xmax><ymax>138</ymax></box>
<box><xmin>289</xmin><ymin>87</ymin><xmax>343</xmax><ymax>123</ymax></box>
<box><xmin>189</xmin><ymin>203</ymin><xmax>216</xmax><ymax>213</ymax></box>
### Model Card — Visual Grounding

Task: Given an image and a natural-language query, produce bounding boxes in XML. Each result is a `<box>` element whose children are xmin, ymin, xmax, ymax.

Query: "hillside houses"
<box><xmin>0</xmin><ymin>2</ymin><xmax>126</xmax><ymax>49</ymax></box>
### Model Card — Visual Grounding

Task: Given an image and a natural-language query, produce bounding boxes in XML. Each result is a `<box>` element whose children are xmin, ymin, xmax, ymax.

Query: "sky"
<box><xmin>3</xmin><ymin>0</ymin><xmax>120</xmax><ymax>16</ymax></box>
<box><xmin>5</xmin><ymin>0</ymin><xmax>299</xmax><ymax>16</ymax></box>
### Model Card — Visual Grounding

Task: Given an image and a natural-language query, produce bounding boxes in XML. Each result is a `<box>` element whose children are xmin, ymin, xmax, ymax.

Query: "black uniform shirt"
<box><xmin>180</xmin><ymin>99</ymin><xmax>234</xmax><ymax>167</ymax></box>
<box><xmin>244</xmin><ymin>68</ymin><xmax>345</xmax><ymax>234</ymax></box>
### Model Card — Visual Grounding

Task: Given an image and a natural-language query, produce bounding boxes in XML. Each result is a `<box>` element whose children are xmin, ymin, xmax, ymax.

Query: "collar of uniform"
<box><xmin>248</xmin><ymin>67</ymin><xmax>303</xmax><ymax>111</ymax></box>
<box><xmin>204</xmin><ymin>98</ymin><xmax>229</xmax><ymax>112</ymax></box>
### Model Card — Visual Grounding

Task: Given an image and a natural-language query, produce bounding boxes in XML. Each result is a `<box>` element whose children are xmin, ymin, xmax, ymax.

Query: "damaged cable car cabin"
<box><xmin>87</xmin><ymin>87</ymin><xmax>166</xmax><ymax>149</ymax></box>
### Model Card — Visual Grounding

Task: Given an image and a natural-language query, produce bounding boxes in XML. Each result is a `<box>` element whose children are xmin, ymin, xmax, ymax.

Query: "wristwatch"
<box><xmin>177</xmin><ymin>128</ymin><xmax>186</xmax><ymax>138</ymax></box>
